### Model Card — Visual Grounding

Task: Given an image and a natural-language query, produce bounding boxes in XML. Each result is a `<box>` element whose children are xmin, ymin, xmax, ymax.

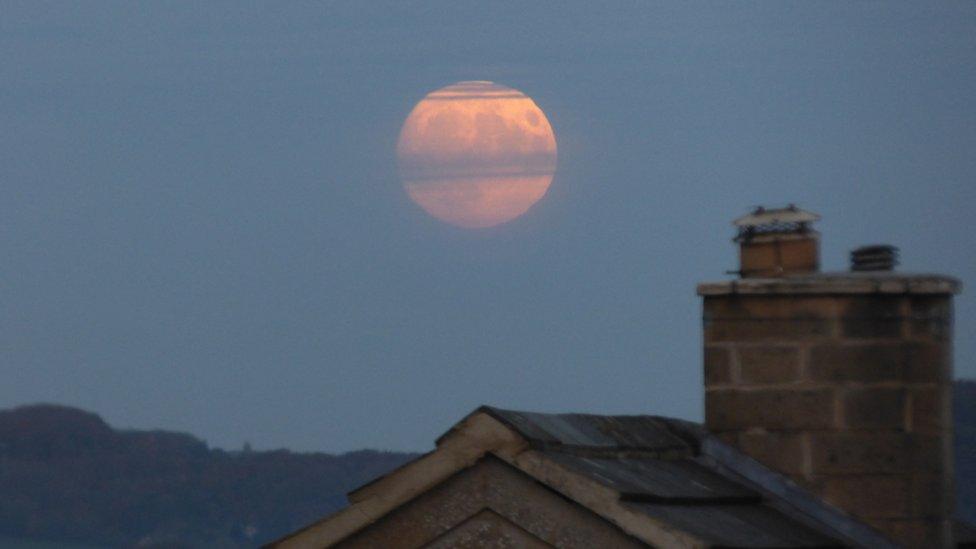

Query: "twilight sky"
<box><xmin>2</xmin><ymin>2</ymin><xmax>974</xmax><ymax>452</ymax></box>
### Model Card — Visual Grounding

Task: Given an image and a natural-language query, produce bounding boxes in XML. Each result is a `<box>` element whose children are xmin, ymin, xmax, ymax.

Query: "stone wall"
<box><xmin>701</xmin><ymin>287</ymin><xmax>955</xmax><ymax>547</ymax></box>
<box><xmin>336</xmin><ymin>455</ymin><xmax>647</xmax><ymax>548</ymax></box>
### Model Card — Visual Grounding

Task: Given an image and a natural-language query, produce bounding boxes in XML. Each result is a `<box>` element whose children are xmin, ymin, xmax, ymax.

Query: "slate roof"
<box><xmin>479</xmin><ymin>407</ymin><xmax>893</xmax><ymax>548</ymax></box>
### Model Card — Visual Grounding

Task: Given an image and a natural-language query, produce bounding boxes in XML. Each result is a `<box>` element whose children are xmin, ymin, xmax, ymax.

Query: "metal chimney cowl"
<box><xmin>851</xmin><ymin>244</ymin><xmax>899</xmax><ymax>272</ymax></box>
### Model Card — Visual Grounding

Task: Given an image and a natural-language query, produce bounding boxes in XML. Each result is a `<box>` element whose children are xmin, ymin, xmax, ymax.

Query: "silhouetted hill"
<box><xmin>957</xmin><ymin>379</ymin><xmax>976</xmax><ymax>523</ymax></box>
<box><xmin>0</xmin><ymin>405</ymin><xmax>415</xmax><ymax>547</ymax></box>
<box><xmin>1</xmin><ymin>383</ymin><xmax>974</xmax><ymax>547</ymax></box>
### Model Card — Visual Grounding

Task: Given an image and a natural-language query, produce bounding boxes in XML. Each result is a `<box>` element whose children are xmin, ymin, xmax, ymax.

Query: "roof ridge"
<box><xmin>480</xmin><ymin>405</ymin><xmax>681</xmax><ymax>421</ymax></box>
<box><xmin>477</xmin><ymin>406</ymin><xmax>701</xmax><ymax>454</ymax></box>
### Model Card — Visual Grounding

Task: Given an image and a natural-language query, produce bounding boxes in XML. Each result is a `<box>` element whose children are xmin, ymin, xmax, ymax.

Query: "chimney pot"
<box><xmin>732</xmin><ymin>205</ymin><xmax>820</xmax><ymax>278</ymax></box>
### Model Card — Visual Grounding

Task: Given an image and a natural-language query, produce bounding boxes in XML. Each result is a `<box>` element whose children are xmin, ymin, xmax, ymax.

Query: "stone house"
<box><xmin>271</xmin><ymin>207</ymin><xmax>975</xmax><ymax>548</ymax></box>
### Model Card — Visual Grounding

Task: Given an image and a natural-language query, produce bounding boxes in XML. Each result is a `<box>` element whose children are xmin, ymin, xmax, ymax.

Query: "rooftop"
<box><xmin>278</xmin><ymin>406</ymin><xmax>905</xmax><ymax>548</ymax></box>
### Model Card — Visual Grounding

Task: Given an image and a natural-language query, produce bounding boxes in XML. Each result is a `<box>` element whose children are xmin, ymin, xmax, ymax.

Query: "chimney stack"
<box><xmin>698</xmin><ymin>207</ymin><xmax>960</xmax><ymax>547</ymax></box>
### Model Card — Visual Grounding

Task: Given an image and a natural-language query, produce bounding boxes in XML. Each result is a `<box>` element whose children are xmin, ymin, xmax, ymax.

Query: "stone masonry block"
<box><xmin>810</xmin><ymin>433</ymin><xmax>908</xmax><ymax>475</ymax></box>
<box><xmin>736</xmin><ymin>432</ymin><xmax>806</xmax><ymax>476</ymax></box>
<box><xmin>908</xmin><ymin>296</ymin><xmax>953</xmax><ymax>342</ymax></box>
<box><xmin>910</xmin><ymin>474</ymin><xmax>953</xmax><ymax>518</ymax></box>
<box><xmin>706</xmin><ymin>388</ymin><xmax>835</xmax><ymax>431</ymax></box>
<box><xmin>908</xmin><ymin>319</ymin><xmax>952</xmax><ymax>343</ymax></box>
<box><xmin>904</xmin><ymin>343</ymin><xmax>950</xmax><ymax>383</ymax></box>
<box><xmin>809</xmin><ymin>343</ymin><xmax>905</xmax><ymax>383</ymax></box>
<box><xmin>821</xmin><ymin>476</ymin><xmax>911</xmax><ymax>519</ymax></box>
<box><xmin>737</xmin><ymin>346</ymin><xmax>800</xmax><ymax>384</ymax></box>
<box><xmin>910</xmin><ymin>435</ymin><xmax>951</xmax><ymax>473</ymax></box>
<box><xmin>909</xmin><ymin>296</ymin><xmax>951</xmax><ymax>321</ymax></box>
<box><xmin>808</xmin><ymin>342</ymin><xmax>948</xmax><ymax>384</ymax></box>
<box><xmin>838</xmin><ymin>296</ymin><xmax>905</xmax><ymax>339</ymax></box>
<box><xmin>871</xmin><ymin>518</ymin><xmax>953</xmax><ymax>548</ymax></box>
<box><xmin>839</xmin><ymin>319</ymin><xmax>902</xmax><ymax>339</ymax></box>
<box><xmin>704</xmin><ymin>295</ymin><xmax>842</xmax><ymax>320</ymax></box>
<box><xmin>810</xmin><ymin>433</ymin><xmax>948</xmax><ymax>476</ymax></box>
<box><xmin>908</xmin><ymin>317</ymin><xmax>952</xmax><ymax>342</ymax></box>
<box><xmin>909</xmin><ymin>385</ymin><xmax>952</xmax><ymax>435</ymax></box>
<box><xmin>841</xmin><ymin>388</ymin><xmax>906</xmax><ymax>430</ymax></box>
<box><xmin>703</xmin><ymin>346</ymin><xmax>732</xmax><ymax>385</ymax></box>
<box><xmin>705</xmin><ymin>319</ymin><xmax>833</xmax><ymax>343</ymax></box>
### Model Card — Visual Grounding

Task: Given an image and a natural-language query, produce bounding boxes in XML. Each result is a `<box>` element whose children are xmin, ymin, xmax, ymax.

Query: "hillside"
<box><xmin>0</xmin><ymin>405</ymin><xmax>415</xmax><ymax>547</ymax></box>
<box><xmin>0</xmin><ymin>382</ymin><xmax>973</xmax><ymax>547</ymax></box>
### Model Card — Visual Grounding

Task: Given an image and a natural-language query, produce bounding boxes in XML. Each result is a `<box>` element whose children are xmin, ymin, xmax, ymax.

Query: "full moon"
<box><xmin>396</xmin><ymin>81</ymin><xmax>557</xmax><ymax>228</ymax></box>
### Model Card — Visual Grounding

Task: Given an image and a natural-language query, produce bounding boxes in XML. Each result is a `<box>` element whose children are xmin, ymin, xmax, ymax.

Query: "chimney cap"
<box><xmin>733</xmin><ymin>205</ymin><xmax>820</xmax><ymax>228</ymax></box>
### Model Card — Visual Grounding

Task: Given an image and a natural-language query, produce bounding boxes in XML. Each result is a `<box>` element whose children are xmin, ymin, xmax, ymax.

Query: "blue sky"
<box><xmin>2</xmin><ymin>2</ymin><xmax>974</xmax><ymax>452</ymax></box>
